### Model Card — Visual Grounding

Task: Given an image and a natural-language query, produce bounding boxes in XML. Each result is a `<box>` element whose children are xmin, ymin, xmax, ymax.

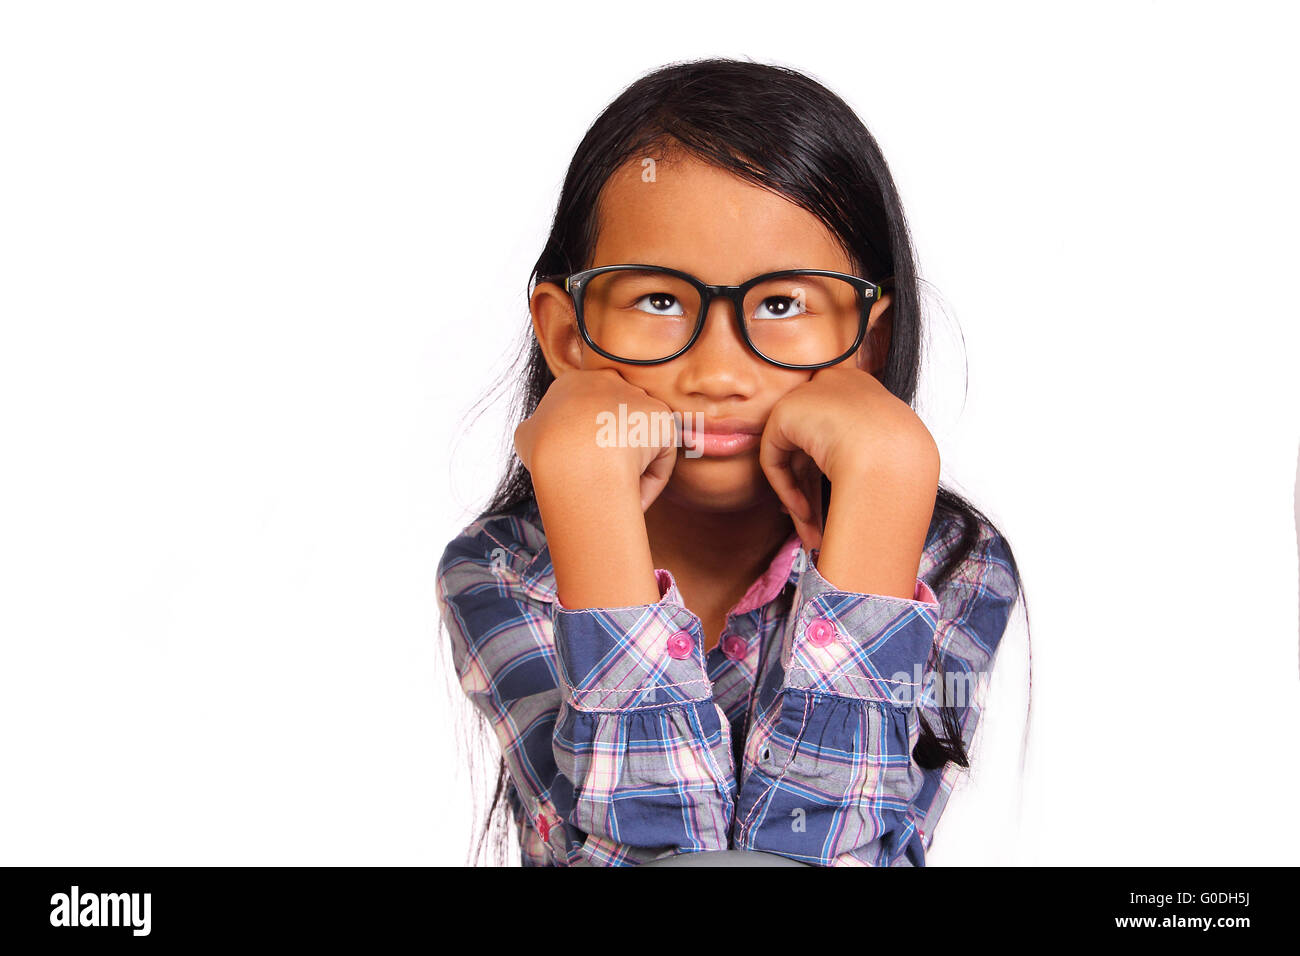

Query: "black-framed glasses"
<box><xmin>535</xmin><ymin>264</ymin><xmax>885</xmax><ymax>370</ymax></box>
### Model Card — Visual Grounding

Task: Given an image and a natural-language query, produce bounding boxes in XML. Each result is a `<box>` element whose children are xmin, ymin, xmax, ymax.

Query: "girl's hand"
<box><xmin>758</xmin><ymin>366</ymin><xmax>940</xmax><ymax>554</ymax></box>
<box><xmin>513</xmin><ymin>368</ymin><xmax>679</xmax><ymax>512</ymax></box>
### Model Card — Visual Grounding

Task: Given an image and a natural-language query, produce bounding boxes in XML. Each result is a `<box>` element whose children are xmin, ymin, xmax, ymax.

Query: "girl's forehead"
<box><xmin>593</xmin><ymin>156</ymin><xmax>853</xmax><ymax>277</ymax></box>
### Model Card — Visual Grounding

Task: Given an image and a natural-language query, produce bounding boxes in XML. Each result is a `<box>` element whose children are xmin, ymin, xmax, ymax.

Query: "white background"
<box><xmin>2</xmin><ymin>1</ymin><xmax>1297</xmax><ymax>865</ymax></box>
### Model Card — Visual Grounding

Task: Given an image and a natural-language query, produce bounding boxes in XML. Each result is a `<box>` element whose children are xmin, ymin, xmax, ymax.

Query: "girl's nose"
<box><xmin>674</xmin><ymin>298</ymin><xmax>760</xmax><ymax>396</ymax></box>
<box><xmin>692</xmin><ymin>297</ymin><xmax>753</xmax><ymax>360</ymax></box>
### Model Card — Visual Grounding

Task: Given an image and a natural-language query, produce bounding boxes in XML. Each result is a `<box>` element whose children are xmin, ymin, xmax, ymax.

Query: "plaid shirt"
<box><xmin>436</xmin><ymin>498</ymin><xmax>1019</xmax><ymax>866</ymax></box>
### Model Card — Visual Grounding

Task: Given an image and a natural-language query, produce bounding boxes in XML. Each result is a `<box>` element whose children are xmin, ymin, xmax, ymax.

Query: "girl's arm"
<box><xmin>436</xmin><ymin>509</ymin><xmax>736</xmax><ymax>866</ymax></box>
<box><xmin>524</xmin><ymin>378</ymin><xmax>737</xmax><ymax>863</ymax></box>
<box><xmin>732</xmin><ymin>520</ymin><xmax>1018</xmax><ymax>865</ymax></box>
<box><xmin>734</xmin><ymin>365</ymin><xmax>1018</xmax><ymax>865</ymax></box>
<box><xmin>438</xmin><ymin>368</ymin><xmax>736</xmax><ymax>865</ymax></box>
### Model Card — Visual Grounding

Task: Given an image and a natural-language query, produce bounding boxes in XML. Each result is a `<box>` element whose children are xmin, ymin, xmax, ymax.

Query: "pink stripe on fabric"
<box><xmin>729</xmin><ymin>531</ymin><xmax>804</xmax><ymax>616</ymax></box>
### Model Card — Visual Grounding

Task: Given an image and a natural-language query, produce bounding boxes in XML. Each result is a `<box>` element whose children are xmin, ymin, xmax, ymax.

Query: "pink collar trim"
<box><xmin>728</xmin><ymin>530</ymin><xmax>804</xmax><ymax>616</ymax></box>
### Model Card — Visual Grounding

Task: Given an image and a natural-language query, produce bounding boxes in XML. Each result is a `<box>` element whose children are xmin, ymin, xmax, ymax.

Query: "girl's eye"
<box><xmin>753</xmin><ymin>295</ymin><xmax>807</xmax><ymax>320</ymax></box>
<box><xmin>632</xmin><ymin>292</ymin><xmax>685</xmax><ymax>316</ymax></box>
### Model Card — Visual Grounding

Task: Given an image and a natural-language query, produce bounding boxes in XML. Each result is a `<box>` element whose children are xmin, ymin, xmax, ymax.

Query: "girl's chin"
<box><xmin>659</xmin><ymin>469</ymin><xmax>777</xmax><ymax>512</ymax></box>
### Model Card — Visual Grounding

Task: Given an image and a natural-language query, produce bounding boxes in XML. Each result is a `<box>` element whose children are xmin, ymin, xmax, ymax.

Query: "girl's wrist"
<box><xmin>529</xmin><ymin>432</ymin><xmax>643</xmax><ymax>492</ymax></box>
<box><xmin>533</xmin><ymin>464</ymin><xmax>659</xmax><ymax>610</ymax></box>
<box><xmin>816</xmin><ymin>468</ymin><xmax>937</xmax><ymax>599</ymax></box>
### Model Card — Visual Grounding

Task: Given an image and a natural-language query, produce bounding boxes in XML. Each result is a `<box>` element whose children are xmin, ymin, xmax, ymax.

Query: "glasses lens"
<box><xmin>743</xmin><ymin>273</ymin><xmax>864</xmax><ymax>366</ymax></box>
<box><xmin>580</xmin><ymin>269</ymin><xmax>701</xmax><ymax>362</ymax></box>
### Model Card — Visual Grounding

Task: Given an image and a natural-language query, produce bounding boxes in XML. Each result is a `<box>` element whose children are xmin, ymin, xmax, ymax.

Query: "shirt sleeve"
<box><xmin>732</xmin><ymin>527</ymin><xmax>1019</xmax><ymax>866</ymax></box>
<box><xmin>504</xmin><ymin>778</ymin><xmax>555</xmax><ymax>867</ymax></box>
<box><xmin>436</xmin><ymin>530</ymin><xmax>566</xmax><ymax>866</ymax></box>
<box><xmin>436</xmin><ymin>527</ymin><xmax>735</xmax><ymax>867</ymax></box>
<box><xmin>549</xmin><ymin>568</ymin><xmax>737</xmax><ymax>864</ymax></box>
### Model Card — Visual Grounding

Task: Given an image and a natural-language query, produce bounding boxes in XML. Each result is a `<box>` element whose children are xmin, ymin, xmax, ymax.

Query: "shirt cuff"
<box><xmin>552</xmin><ymin>569</ymin><xmax>712</xmax><ymax>711</ymax></box>
<box><xmin>780</xmin><ymin>551</ymin><xmax>941</xmax><ymax>705</ymax></box>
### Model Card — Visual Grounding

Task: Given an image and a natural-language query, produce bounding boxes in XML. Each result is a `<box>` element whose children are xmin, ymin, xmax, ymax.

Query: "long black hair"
<box><xmin>452</xmin><ymin>56</ymin><xmax>1032</xmax><ymax>866</ymax></box>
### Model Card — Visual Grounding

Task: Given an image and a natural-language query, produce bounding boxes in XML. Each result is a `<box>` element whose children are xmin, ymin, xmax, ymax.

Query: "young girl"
<box><xmin>436</xmin><ymin>57</ymin><xmax>1029</xmax><ymax>867</ymax></box>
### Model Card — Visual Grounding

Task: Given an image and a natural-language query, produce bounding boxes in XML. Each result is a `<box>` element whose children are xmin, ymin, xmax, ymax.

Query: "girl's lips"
<box><xmin>682</xmin><ymin>429</ymin><xmax>760</xmax><ymax>457</ymax></box>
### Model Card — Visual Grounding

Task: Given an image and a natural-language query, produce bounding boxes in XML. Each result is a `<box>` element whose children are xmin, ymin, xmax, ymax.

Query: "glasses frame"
<box><xmin>535</xmin><ymin>264</ymin><xmax>884</xmax><ymax>370</ymax></box>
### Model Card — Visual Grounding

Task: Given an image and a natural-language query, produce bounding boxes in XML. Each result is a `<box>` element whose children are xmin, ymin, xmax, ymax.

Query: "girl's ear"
<box><xmin>861</xmin><ymin>290</ymin><xmax>893</xmax><ymax>377</ymax></box>
<box><xmin>530</xmin><ymin>282</ymin><xmax>585</xmax><ymax>376</ymax></box>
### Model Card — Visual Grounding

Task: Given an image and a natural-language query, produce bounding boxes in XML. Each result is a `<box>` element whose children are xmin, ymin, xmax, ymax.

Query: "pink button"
<box><xmin>722</xmin><ymin>636</ymin><xmax>748</xmax><ymax>661</ymax></box>
<box><xmin>806</xmin><ymin>617</ymin><xmax>836</xmax><ymax>647</ymax></box>
<box><xmin>666</xmin><ymin>630</ymin><xmax>695</xmax><ymax>659</ymax></box>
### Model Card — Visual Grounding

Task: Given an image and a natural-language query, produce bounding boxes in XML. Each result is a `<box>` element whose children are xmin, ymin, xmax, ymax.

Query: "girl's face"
<box><xmin>531</xmin><ymin>152</ymin><xmax>894</xmax><ymax>514</ymax></box>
